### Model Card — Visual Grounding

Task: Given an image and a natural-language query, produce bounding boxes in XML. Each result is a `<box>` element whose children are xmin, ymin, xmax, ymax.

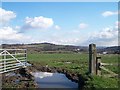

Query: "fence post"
<box><xmin>96</xmin><ymin>57</ymin><xmax>101</xmax><ymax>76</ymax></box>
<box><xmin>89</xmin><ymin>44</ymin><xmax>97</xmax><ymax>75</ymax></box>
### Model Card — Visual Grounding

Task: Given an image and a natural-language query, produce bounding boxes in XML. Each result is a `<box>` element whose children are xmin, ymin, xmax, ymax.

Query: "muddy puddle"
<box><xmin>32</xmin><ymin>72</ymin><xmax>78</xmax><ymax>88</ymax></box>
<box><xmin>2</xmin><ymin>66</ymin><xmax>82</xmax><ymax>89</ymax></box>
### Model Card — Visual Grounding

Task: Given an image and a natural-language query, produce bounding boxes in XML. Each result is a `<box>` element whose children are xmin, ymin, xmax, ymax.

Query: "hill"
<box><xmin>1</xmin><ymin>43</ymin><xmax>88</xmax><ymax>53</ymax></box>
<box><xmin>1</xmin><ymin>43</ymin><xmax>119</xmax><ymax>54</ymax></box>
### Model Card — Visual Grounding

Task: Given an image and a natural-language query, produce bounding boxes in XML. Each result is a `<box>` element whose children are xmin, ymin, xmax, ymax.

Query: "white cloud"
<box><xmin>54</xmin><ymin>25</ymin><xmax>61</xmax><ymax>30</ymax></box>
<box><xmin>102</xmin><ymin>11</ymin><xmax>118</xmax><ymax>17</ymax></box>
<box><xmin>115</xmin><ymin>21</ymin><xmax>120</xmax><ymax>29</ymax></box>
<box><xmin>22</xmin><ymin>16</ymin><xmax>54</xmax><ymax>30</ymax></box>
<box><xmin>79</xmin><ymin>23</ymin><xmax>88</xmax><ymax>29</ymax></box>
<box><xmin>42</xmin><ymin>32</ymin><xmax>87</xmax><ymax>45</ymax></box>
<box><xmin>86</xmin><ymin>26</ymin><xmax>118</xmax><ymax>46</ymax></box>
<box><xmin>0</xmin><ymin>27</ymin><xmax>31</xmax><ymax>44</ymax></box>
<box><xmin>44</xmin><ymin>38</ymin><xmax>80</xmax><ymax>45</ymax></box>
<box><xmin>0</xmin><ymin>8</ymin><xmax>16</xmax><ymax>24</ymax></box>
<box><xmin>94</xmin><ymin>27</ymin><xmax>117</xmax><ymax>39</ymax></box>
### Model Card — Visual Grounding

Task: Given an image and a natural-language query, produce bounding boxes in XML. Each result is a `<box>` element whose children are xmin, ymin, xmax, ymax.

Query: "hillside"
<box><xmin>1</xmin><ymin>43</ymin><xmax>119</xmax><ymax>54</ymax></box>
<box><xmin>1</xmin><ymin>43</ymin><xmax>88</xmax><ymax>53</ymax></box>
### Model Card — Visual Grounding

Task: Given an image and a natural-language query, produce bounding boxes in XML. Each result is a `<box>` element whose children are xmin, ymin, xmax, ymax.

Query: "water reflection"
<box><xmin>33</xmin><ymin>72</ymin><xmax>53</xmax><ymax>79</ymax></box>
<box><xmin>32</xmin><ymin>72</ymin><xmax>78</xmax><ymax>88</ymax></box>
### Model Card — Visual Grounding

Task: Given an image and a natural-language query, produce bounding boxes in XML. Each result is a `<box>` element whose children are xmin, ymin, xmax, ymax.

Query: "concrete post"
<box><xmin>89</xmin><ymin>44</ymin><xmax>97</xmax><ymax>75</ymax></box>
<box><xmin>96</xmin><ymin>57</ymin><xmax>101</xmax><ymax>76</ymax></box>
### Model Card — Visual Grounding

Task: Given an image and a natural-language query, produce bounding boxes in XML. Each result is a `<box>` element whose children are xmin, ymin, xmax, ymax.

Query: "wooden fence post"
<box><xmin>89</xmin><ymin>44</ymin><xmax>97</xmax><ymax>75</ymax></box>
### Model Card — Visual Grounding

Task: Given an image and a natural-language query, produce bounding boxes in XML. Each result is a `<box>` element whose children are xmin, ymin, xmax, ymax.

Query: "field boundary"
<box><xmin>89</xmin><ymin>44</ymin><xmax>118</xmax><ymax>77</ymax></box>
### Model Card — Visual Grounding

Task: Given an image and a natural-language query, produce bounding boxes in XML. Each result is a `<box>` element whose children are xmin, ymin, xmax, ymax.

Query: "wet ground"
<box><xmin>1</xmin><ymin>64</ymin><xmax>84</xmax><ymax>89</ymax></box>
<box><xmin>1</xmin><ymin>68</ymin><xmax>38</xmax><ymax>88</ymax></box>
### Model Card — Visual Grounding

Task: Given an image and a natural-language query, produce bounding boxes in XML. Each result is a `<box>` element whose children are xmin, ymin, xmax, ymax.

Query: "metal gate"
<box><xmin>0</xmin><ymin>49</ymin><xmax>28</xmax><ymax>74</ymax></box>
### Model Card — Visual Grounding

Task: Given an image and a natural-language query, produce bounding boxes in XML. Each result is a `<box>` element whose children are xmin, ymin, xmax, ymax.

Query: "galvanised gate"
<box><xmin>0</xmin><ymin>49</ymin><xmax>28</xmax><ymax>74</ymax></box>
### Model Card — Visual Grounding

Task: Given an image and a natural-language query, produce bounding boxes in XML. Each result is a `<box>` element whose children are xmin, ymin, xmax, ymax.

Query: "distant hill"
<box><xmin>98</xmin><ymin>46</ymin><xmax>120</xmax><ymax>54</ymax></box>
<box><xmin>1</xmin><ymin>43</ymin><xmax>88</xmax><ymax>53</ymax></box>
<box><xmin>1</xmin><ymin>43</ymin><xmax>119</xmax><ymax>54</ymax></box>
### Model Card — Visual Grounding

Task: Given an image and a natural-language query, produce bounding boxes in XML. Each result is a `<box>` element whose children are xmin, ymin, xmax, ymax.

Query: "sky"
<box><xmin>0</xmin><ymin>2</ymin><xmax>119</xmax><ymax>46</ymax></box>
<box><xmin>1</xmin><ymin>0</ymin><xmax>120</xmax><ymax>2</ymax></box>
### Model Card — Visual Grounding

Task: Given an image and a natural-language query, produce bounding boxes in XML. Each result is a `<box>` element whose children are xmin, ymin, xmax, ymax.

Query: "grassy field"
<box><xmin>28</xmin><ymin>53</ymin><xmax>89</xmax><ymax>74</ymax></box>
<box><xmin>28</xmin><ymin>52</ymin><xmax>119</xmax><ymax>88</ymax></box>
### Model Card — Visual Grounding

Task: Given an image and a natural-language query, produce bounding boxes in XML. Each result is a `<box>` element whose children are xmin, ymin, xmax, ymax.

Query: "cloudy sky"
<box><xmin>0</xmin><ymin>2</ymin><xmax>119</xmax><ymax>46</ymax></box>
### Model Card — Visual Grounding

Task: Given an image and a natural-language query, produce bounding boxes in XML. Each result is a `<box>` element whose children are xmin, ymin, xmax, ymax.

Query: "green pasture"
<box><xmin>28</xmin><ymin>53</ymin><xmax>89</xmax><ymax>74</ymax></box>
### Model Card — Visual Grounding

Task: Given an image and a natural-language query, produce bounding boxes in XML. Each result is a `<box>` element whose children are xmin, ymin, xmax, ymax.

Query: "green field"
<box><xmin>28</xmin><ymin>53</ymin><xmax>119</xmax><ymax>88</ymax></box>
<box><xmin>28</xmin><ymin>53</ymin><xmax>89</xmax><ymax>74</ymax></box>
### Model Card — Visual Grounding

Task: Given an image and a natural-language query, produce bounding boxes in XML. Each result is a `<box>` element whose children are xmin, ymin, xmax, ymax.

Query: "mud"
<box><xmin>2</xmin><ymin>68</ymin><xmax>38</xmax><ymax>89</ymax></box>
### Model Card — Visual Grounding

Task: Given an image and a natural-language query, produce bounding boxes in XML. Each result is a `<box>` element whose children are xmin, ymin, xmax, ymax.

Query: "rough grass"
<box><xmin>85</xmin><ymin>75</ymin><xmax>118</xmax><ymax>88</ymax></box>
<box><xmin>100</xmin><ymin>54</ymin><xmax>118</xmax><ymax>74</ymax></box>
